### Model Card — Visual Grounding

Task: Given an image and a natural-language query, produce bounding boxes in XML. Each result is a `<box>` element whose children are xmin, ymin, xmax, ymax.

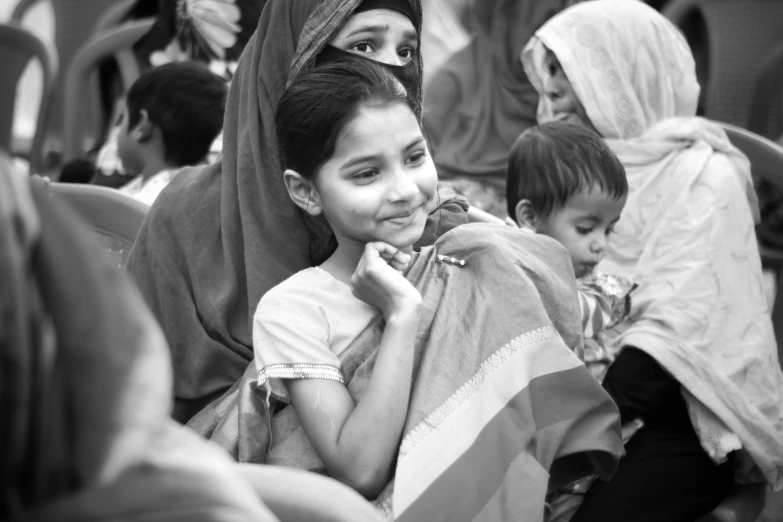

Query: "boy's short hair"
<box><xmin>506</xmin><ymin>121</ymin><xmax>628</xmax><ymax>218</ymax></box>
<box><xmin>126</xmin><ymin>62</ymin><xmax>227</xmax><ymax>167</ymax></box>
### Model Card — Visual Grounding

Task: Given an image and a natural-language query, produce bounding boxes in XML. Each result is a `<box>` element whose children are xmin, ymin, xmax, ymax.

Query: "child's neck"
<box><xmin>138</xmin><ymin>155</ymin><xmax>173</xmax><ymax>182</ymax></box>
<box><xmin>320</xmin><ymin>239</ymin><xmax>414</xmax><ymax>286</ymax></box>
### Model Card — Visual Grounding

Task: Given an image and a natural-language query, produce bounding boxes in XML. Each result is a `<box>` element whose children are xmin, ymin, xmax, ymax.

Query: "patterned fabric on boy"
<box><xmin>578</xmin><ymin>271</ymin><xmax>636</xmax><ymax>382</ymax></box>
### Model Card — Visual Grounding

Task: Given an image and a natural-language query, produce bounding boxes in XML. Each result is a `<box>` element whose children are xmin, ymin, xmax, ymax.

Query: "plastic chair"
<box><xmin>663</xmin><ymin>0</ymin><xmax>783</xmax><ymax>128</ymax></box>
<box><xmin>748</xmin><ymin>43</ymin><xmax>783</xmax><ymax>142</ymax></box>
<box><xmin>0</xmin><ymin>22</ymin><xmax>57</xmax><ymax>175</ymax></box>
<box><xmin>62</xmin><ymin>18</ymin><xmax>155</xmax><ymax>163</ymax></box>
<box><xmin>12</xmin><ymin>0</ymin><xmax>138</xmax><ymax>164</ymax></box>
<box><xmin>717</xmin><ymin>122</ymin><xmax>783</xmax><ymax>347</ymax></box>
<box><xmin>46</xmin><ymin>182</ymin><xmax>149</xmax><ymax>268</ymax></box>
<box><xmin>93</xmin><ymin>0</ymin><xmax>138</xmax><ymax>34</ymax></box>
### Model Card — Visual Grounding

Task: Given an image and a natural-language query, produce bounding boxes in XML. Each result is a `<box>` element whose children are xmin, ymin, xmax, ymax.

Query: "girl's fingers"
<box><xmin>369</xmin><ymin>242</ymin><xmax>398</xmax><ymax>260</ymax></box>
<box><xmin>388</xmin><ymin>252</ymin><xmax>411</xmax><ymax>271</ymax></box>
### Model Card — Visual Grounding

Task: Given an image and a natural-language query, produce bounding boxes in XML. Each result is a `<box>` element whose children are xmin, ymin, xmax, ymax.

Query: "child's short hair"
<box><xmin>506</xmin><ymin>122</ymin><xmax>628</xmax><ymax>218</ymax></box>
<box><xmin>126</xmin><ymin>62</ymin><xmax>226</xmax><ymax>167</ymax></box>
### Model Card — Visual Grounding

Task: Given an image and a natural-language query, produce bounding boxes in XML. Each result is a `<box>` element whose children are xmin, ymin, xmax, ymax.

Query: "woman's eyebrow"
<box><xmin>346</xmin><ymin>24</ymin><xmax>389</xmax><ymax>38</ymax></box>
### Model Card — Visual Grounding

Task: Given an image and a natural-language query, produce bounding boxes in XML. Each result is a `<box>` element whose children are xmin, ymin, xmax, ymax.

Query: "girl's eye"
<box><xmin>605</xmin><ymin>227</ymin><xmax>615</xmax><ymax>236</ymax></box>
<box><xmin>352</xmin><ymin>169</ymin><xmax>379</xmax><ymax>182</ymax></box>
<box><xmin>351</xmin><ymin>42</ymin><xmax>374</xmax><ymax>54</ymax></box>
<box><xmin>576</xmin><ymin>227</ymin><xmax>592</xmax><ymax>235</ymax></box>
<box><xmin>406</xmin><ymin>150</ymin><xmax>426</xmax><ymax>165</ymax></box>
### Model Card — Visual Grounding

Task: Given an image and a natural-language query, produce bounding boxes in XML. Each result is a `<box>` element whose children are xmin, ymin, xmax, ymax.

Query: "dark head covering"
<box><xmin>354</xmin><ymin>0</ymin><xmax>415</xmax><ymax>21</ymax></box>
<box><xmin>128</xmin><ymin>0</ymin><xmax>468</xmax><ymax>422</ymax></box>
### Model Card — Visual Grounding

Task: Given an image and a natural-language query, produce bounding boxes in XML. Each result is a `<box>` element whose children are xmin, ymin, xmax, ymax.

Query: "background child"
<box><xmin>254</xmin><ymin>59</ymin><xmax>436</xmax><ymax>499</ymax></box>
<box><xmin>506</xmin><ymin>121</ymin><xmax>635</xmax><ymax>379</ymax></box>
<box><xmin>116</xmin><ymin>62</ymin><xmax>227</xmax><ymax>205</ymax></box>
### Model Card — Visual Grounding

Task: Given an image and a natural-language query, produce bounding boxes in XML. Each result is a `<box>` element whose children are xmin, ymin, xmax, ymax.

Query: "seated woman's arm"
<box><xmin>607</xmin><ymin>153</ymin><xmax>767</xmax><ymax>424</ymax></box>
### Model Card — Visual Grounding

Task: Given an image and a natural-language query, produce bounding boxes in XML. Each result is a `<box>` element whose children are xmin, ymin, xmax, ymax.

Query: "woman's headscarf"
<box><xmin>127</xmin><ymin>0</ymin><xmax>469</xmax><ymax>423</ymax></box>
<box><xmin>422</xmin><ymin>0</ymin><xmax>579</xmax><ymax>180</ymax></box>
<box><xmin>523</xmin><ymin>0</ymin><xmax>783</xmax><ymax>487</ymax></box>
<box><xmin>0</xmin><ymin>160</ymin><xmax>280</xmax><ymax>521</ymax></box>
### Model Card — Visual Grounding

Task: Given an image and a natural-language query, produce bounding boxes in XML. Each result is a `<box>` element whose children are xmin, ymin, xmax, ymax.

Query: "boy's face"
<box><xmin>535</xmin><ymin>187</ymin><xmax>626</xmax><ymax>278</ymax></box>
<box><xmin>116</xmin><ymin>107</ymin><xmax>144</xmax><ymax>176</ymax></box>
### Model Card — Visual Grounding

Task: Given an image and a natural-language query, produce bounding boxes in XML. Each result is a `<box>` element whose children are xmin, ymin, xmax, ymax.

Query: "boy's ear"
<box><xmin>131</xmin><ymin>109</ymin><xmax>154</xmax><ymax>143</ymax></box>
<box><xmin>514</xmin><ymin>199</ymin><xmax>538</xmax><ymax>231</ymax></box>
<box><xmin>283</xmin><ymin>169</ymin><xmax>322</xmax><ymax>216</ymax></box>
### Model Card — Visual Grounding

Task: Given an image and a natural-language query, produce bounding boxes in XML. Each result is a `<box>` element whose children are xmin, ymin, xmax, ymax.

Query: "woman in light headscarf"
<box><xmin>522</xmin><ymin>1</ymin><xmax>783</xmax><ymax>520</ymax></box>
<box><xmin>422</xmin><ymin>0</ymin><xmax>579</xmax><ymax>217</ymax></box>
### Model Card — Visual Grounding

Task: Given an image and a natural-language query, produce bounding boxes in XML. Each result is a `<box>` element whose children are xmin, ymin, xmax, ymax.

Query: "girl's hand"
<box><xmin>351</xmin><ymin>242</ymin><xmax>421</xmax><ymax>318</ymax></box>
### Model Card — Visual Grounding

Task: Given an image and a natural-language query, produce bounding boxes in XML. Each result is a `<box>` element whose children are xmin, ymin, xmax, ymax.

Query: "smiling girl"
<box><xmin>253</xmin><ymin>60</ymin><xmax>432</xmax><ymax>500</ymax></box>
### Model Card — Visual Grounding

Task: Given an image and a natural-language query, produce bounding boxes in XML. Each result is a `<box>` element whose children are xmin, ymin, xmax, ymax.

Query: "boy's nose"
<box><xmin>590</xmin><ymin>236</ymin><xmax>606</xmax><ymax>254</ymax></box>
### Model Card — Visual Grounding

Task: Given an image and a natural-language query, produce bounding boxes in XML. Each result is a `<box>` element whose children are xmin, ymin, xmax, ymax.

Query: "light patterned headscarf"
<box><xmin>523</xmin><ymin>0</ymin><xmax>783</xmax><ymax>488</ymax></box>
<box><xmin>523</xmin><ymin>0</ymin><xmax>700</xmax><ymax>140</ymax></box>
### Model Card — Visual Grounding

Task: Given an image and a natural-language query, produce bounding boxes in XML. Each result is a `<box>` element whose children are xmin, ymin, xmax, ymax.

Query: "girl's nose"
<box><xmin>388</xmin><ymin>171</ymin><xmax>419</xmax><ymax>202</ymax></box>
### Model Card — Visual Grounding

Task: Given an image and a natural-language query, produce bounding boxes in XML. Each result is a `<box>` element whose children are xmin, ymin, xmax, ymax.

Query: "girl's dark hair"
<box><xmin>275</xmin><ymin>59</ymin><xmax>414</xmax><ymax>180</ymax></box>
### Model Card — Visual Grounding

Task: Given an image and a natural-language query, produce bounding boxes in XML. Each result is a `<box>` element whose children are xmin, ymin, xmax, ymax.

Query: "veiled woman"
<box><xmin>523</xmin><ymin>1</ymin><xmax>783</xmax><ymax>519</ymax></box>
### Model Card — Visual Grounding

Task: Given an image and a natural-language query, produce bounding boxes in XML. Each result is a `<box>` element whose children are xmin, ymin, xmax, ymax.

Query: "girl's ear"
<box><xmin>283</xmin><ymin>169</ymin><xmax>322</xmax><ymax>216</ymax></box>
<box><xmin>514</xmin><ymin>199</ymin><xmax>538</xmax><ymax>231</ymax></box>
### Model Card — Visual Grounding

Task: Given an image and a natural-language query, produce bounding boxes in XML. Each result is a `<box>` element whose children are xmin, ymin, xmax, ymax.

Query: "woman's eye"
<box><xmin>351</xmin><ymin>42</ymin><xmax>374</xmax><ymax>54</ymax></box>
<box><xmin>398</xmin><ymin>48</ymin><xmax>413</xmax><ymax>61</ymax></box>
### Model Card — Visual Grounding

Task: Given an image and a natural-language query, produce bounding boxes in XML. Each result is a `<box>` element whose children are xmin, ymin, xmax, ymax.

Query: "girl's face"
<box><xmin>329</xmin><ymin>9</ymin><xmax>417</xmax><ymax>66</ymax></box>
<box><xmin>542</xmin><ymin>49</ymin><xmax>599</xmax><ymax>135</ymax></box>
<box><xmin>312</xmin><ymin>102</ymin><xmax>437</xmax><ymax>253</ymax></box>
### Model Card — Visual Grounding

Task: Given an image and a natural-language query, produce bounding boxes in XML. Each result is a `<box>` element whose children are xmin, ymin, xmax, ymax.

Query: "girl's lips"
<box><xmin>385</xmin><ymin>206</ymin><xmax>420</xmax><ymax>222</ymax></box>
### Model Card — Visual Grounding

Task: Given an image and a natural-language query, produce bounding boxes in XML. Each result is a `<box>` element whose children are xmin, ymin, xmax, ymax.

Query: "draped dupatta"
<box><xmin>187</xmin><ymin>224</ymin><xmax>625</xmax><ymax>520</ymax></box>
